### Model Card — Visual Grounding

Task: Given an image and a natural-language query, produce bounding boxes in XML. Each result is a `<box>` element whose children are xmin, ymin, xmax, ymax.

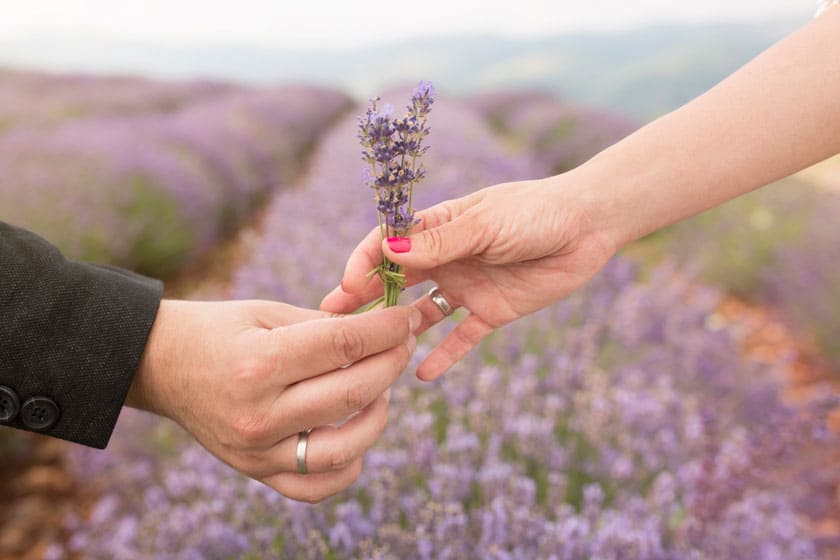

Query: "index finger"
<box><xmin>268</xmin><ymin>305</ymin><xmax>421</xmax><ymax>384</ymax></box>
<box><xmin>340</xmin><ymin>226</ymin><xmax>384</xmax><ymax>296</ymax></box>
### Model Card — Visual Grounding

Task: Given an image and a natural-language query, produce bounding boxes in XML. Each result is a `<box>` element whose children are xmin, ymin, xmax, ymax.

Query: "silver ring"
<box><xmin>296</xmin><ymin>429</ymin><xmax>312</xmax><ymax>474</ymax></box>
<box><xmin>428</xmin><ymin>286</ymin><xmax>453</xmax><ymax>316</ymax></box>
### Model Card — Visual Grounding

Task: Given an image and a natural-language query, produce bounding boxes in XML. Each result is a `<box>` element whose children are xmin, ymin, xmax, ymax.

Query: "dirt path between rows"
<box><xmin>716</xmin><ymin>298</ymin><xmax>840</xmax><ymax>558</ymax></box>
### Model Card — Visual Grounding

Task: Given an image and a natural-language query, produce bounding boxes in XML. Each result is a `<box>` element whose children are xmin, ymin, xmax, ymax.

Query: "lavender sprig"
<box><xmin>358</xmin><ymin>81</ymin><xmax>434</xmax><ymax>307</ymax></box>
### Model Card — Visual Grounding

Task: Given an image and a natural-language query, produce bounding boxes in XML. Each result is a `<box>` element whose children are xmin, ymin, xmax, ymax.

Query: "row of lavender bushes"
<box><xmin>0</xmin><ymin>79</ymin><xmax>352</xmax><ymax>276</ymax></box>
<box><xmin>637</xmin><ymin>178</ymin><xmax>840</xmax><ymax>373</ymax></box>
<box><xmin>469</xmin><ymin>90</ymin><xmax>637</xmax><ymax>174</ymax></box>
<box><xmin>61</xmin><ymin>93</ymin><xmax>838</xmax><ymax>559</ymax></box>
<box><xmin>0</xmin><ymin>69</ymin><xmax>237</xmax><ymax>132</ymax></box>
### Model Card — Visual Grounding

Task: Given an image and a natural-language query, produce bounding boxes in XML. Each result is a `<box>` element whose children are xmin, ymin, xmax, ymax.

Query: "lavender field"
<box><xmin>8</xmin><ymin>81</ymin><xmax>826</xmax><ymax>559</ymax></box>
<box><xmin>0</xmin><ymin>71</ymin><xmax>351</xmax><ymax>276</ymax></box>
<box><xmin>653</xmin><ymin>179</ymin><xmax>840</xmax><ymax>374</ymax></box>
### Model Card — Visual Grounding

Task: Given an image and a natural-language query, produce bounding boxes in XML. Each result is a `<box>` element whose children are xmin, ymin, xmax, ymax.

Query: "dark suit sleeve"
<box><xmin>0</xmin><ymin>222</ymin><xmax>163</xmax><ymax>448</ymax></box>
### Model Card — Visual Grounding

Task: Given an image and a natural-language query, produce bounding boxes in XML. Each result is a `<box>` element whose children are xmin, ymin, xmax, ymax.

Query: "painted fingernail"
<box><xmin>407</xmin><ymin>335</ymin><xmax>417</xmax><ymax>353</ymax></box>
<box><xmin>409</xmin><ymin>308</ymin><xmax>422</xmax><ymax>332</ymax></box>
<box><xmin>387</xmin><ymin>236</ymin><xmax>411</xmax><ymax>253</ymax></box>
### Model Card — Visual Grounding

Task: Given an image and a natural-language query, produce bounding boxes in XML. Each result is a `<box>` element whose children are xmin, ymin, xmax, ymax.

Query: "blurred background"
<box><xmin>2</xmin><ymin>2</ymin><xmax>840</xmax><ymax>559</ymax></box>
<box><xmin>0</xmin><ymin>0</ymin><xmax>818</xmax><ymax>119</ymax></box>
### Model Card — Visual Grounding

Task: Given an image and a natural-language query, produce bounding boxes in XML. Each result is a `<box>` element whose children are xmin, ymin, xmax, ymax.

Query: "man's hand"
<box><xmin>127</xmin><ymin>299</ymin><xmax>419</xmax><ymax>503</ymax></box>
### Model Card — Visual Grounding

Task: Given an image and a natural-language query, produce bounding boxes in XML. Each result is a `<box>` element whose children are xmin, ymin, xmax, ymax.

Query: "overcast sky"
<box><xmin>0</xmin><ymin>0</ymin><xmax>815</xmax><ymax>49</ymax></box>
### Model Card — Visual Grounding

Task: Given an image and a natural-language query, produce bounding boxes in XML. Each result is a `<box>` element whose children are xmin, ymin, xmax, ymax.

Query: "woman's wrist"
<box><xmin>538</xmin><ymin>170</ymin><xmax>622</xmax><ymax>262</ymax></box>
<box><xmin>541</xmin><ymin>162</ymin><xmax>634</xmax><ymax>256</ymax></box>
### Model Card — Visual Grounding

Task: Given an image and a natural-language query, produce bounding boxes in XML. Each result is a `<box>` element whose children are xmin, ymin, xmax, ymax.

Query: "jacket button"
<box><xmin>0</xmin><ymin>386</ymin><xmax>20</xmax><ymax>422</ymax></box>
<box><xmin>20</xmin><ymin>396</ymin><xmax>59</xmax><ymax>431</ymax></box>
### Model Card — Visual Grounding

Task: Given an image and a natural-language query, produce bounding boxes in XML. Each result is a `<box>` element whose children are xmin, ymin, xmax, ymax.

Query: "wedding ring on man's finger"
<box><xmin>428</xmin><ymin>286</ymin><xmax>454</xmax><ymax>316</ymax></box>
<box><xmin>296</xmin><ymin>428</ymin><xmax>312</xmax><ymax>474</ymax></box>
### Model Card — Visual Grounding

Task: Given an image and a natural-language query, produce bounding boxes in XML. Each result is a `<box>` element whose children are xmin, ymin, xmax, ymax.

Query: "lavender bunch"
<box><xmin>358</xmin><ymin>81</ymin><xmax>435</xmax><ymax>307</ymax></box>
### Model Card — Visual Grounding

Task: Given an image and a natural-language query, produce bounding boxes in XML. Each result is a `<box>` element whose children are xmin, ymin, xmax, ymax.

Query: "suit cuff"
<box><xmin>0</xmin><ymin>224</ymin><xmax>163</xmax><ymax>448</ymax></box>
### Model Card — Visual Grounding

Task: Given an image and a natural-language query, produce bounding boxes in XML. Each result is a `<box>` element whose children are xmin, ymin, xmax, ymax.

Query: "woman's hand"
<box><xmin>321</xmin><ymin>176</ymin><xmax>615</xmax><ymax>381</ymax></box>
<box><xmin>127</xmin><ymin>299</ymin><xmax>420</xmax><ymax>503</ymax></box>
<box><xmin>315</xmin><ymin>4</ymin><xmax>840</xmax><ymax>381</ymax></box>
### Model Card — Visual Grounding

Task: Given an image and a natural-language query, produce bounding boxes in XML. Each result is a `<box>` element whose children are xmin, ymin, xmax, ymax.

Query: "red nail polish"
<box><xmin>387</xmin><ymin>236</ymin><xmax>411</xmax><ymax>253</ymax></box>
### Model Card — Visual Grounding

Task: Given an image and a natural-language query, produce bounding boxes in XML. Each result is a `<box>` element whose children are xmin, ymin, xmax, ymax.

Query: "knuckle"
<box><xmin>332</xmin><ymin>325</ymin><xmax>366</xmax><ymax>365</ymax></box>
<box><xmin>231</xmin><ymin>413</ymin><xmax>270</xmax><ymax>445</ymax></box>
<box><xmin>393</xmin><ymin>343</ymin><xmax>412</xmax><ymax>371</ymax></box>
<box><xmin>345</xmin><ymin>383</ymin><xmax>372</xmax><ymax>412</ymax></box>
<box><xmin>423</xmin><ymin>228</ymin><xmax>446</xmax><ymax>261</ymax></box>
<box><xmin>328</xmin><ymin>446</ymin><xmax>354</xmax><ymax>471</ymax></box>
<box><xmin>229</xmin><ymin>451</ymin><xmax>265</xmax><ymax>478</ymax></box>
<box><xmin>233</xmin><ymin>357</ymin><xmax>272</xmax><ymax>386</ymax></box>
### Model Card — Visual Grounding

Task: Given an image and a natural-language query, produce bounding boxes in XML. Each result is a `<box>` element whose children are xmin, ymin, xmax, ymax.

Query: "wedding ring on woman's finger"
<box><xmin>428</xmin><ymin>286</ymin><xmax>454</xmax><ymax>316</ymax></box>
<box><xmin>296</xmin><ymin>428</ymin><xmax>312</xmax><ymax>474</ymax></box>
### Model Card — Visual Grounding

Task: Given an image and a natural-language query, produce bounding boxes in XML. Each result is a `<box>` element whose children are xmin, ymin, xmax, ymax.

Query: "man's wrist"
<box><xmin>126</xmin><ymin>299</ymin><xmax>172</xmax><ymax>419</ymax></box>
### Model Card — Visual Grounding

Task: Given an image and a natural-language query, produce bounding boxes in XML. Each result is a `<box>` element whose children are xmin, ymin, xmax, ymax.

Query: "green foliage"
<box><xmin>123</xmin><ymin>177</ymin><xmax>194</xmax><ymax>277</ymax></box>
<box><xmin>543</xmin><ymin>118</ymin><xmax>577</xmax><ymax>147</ymax></box>
<box><xmin>631</xmin><ymin>177</ymin><xmax>840</xmax><ymax>372</ymax></box>
<box><xmin>633</xmin><ymin>178</ymin><xmax>816</xmax><ymax>299</ymax></box>
<box><xmin>429</xmin><ymin>397</ymin><xmax>450</xmax><ymax>445</ymax></box>
<box><xmin>78</xmin><ymin>230</ymin><xmax>114</xmax><ymax>264</ymax></box>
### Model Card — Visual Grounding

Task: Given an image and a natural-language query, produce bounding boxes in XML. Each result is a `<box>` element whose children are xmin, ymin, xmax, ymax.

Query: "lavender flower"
<box><xmin>358</xmin><ymin>81</ymin><xmax>435</xmax><ymax>307</ymax></box>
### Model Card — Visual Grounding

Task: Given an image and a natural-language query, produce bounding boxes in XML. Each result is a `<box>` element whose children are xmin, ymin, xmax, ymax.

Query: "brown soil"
<box><xmin>716</xmin><ymin>297</ymin><xmax>840</xmax><ymax>557</ymax></box>
<box><xmin>0</xmin><ymin>435</ymin><xmax>87</xmax><ymax>560</ymax></box>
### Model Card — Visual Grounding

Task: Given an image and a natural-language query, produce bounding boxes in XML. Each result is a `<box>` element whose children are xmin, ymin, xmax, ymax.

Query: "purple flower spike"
<box><xmin>358</xmin><ymin>81</ymin><xmax>435</xmax><ymax>306</ymax></box>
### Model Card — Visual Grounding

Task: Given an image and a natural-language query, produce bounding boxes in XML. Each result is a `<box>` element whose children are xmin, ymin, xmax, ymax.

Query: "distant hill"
<box><xmin>0</xmin><ymin>18</ymin><xmax>802</xmax><ymax>119</ymax></box>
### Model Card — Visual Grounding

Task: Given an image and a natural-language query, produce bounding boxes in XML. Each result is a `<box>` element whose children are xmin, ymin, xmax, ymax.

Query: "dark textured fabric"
<box><xmin>0</xmin><ymin>222</ymin><xmax>163</xmax><ymax>448</ymax></box>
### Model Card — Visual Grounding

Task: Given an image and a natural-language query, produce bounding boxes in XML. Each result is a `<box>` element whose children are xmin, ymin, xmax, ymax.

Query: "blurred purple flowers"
<box><xmin>0</xmin><ymin>74</ymin><xmax>351</xmax><ymax>276</ymax></box>
<box><xmin>57</xmin><ymin>90</ymin><xmax>839</xmax><ymax>559</ymax></box>
<box><xmin>470</xmin><ymin>90</ymin><xmax>637</xmax><ymax>174</ymax></box>
<box><xmin>358</xmin><ymin>81</ymin><xmax>435</xmax><ymax>306</ymax></box>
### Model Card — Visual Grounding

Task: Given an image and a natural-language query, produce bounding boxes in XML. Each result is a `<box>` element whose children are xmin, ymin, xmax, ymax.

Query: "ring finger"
<box><xmin>411</xmin><ymin>285</ymin><xmax>459</xmax><ymax>336</ymax></box>
<box><xmin>262</xmin><ymin>456</ymin><xmax>365</xmax><ymax>503</ymax></box>
<box><xmin>254</xmin><ymin>394</ymin><xmax>389</xmax><ymax>478</ymax></box>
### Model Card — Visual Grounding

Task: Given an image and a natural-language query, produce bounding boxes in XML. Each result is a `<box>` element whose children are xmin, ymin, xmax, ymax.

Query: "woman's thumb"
<box><xmin>382</xmin><ymin>216</ymin><xmax>477</xmax><ymax>269</ymax></box>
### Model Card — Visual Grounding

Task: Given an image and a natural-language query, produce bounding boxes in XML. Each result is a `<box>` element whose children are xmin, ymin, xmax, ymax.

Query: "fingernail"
<box><xmin>387</xmin><ymin>236</ymin><xmax>411</xmax><ymax>253</ymax></box>
<box><xmin>409</xmin><ymin>308</ymin><xmax>422</xmax><ymax>332</ymax></box>
<box><xmin>407</xmin><ymin>335</ymin><xmax>417</xmax><ymax>353</ymax></box>
<box><xmin>384</xmin><ymin>388</ymin><xmax>392</xmax><ymax>403</ymax></box>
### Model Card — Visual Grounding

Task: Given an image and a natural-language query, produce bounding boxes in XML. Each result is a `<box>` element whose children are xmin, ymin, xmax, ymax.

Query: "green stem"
<box><xmin>381</xmin><ymin>256</ymin><xmax>404</xmax><ymax>308</ymax></box>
